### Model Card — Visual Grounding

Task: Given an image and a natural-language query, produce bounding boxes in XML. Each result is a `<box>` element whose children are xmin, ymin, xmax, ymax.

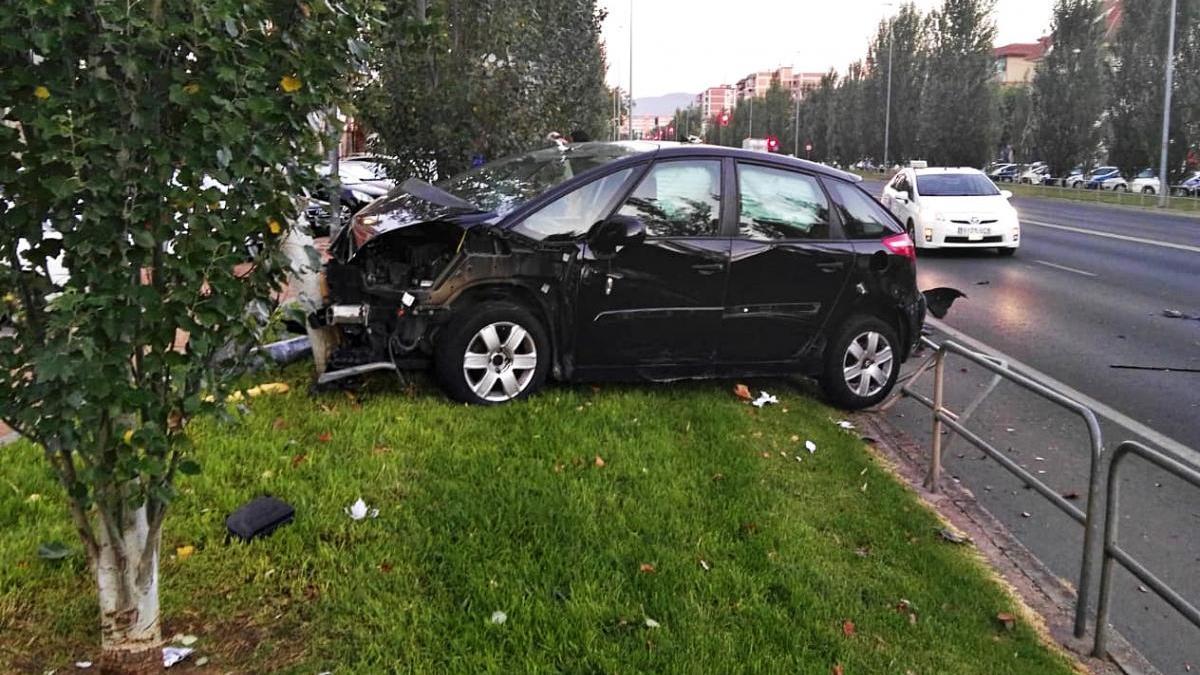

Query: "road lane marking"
<box><xmin>1034</xmin><ymin>260</ymin><xmax>1098</xmax><ymax>277</ymax></box>
<box><xmin>1022</xmin><ymin>219</ymin><xmax>1200</xmax><ymax>254</ymax></box>
<box><xmin>927</xmin><ymin>317</ymin><xmax>1200</xmax><ymax>466</ymax></box>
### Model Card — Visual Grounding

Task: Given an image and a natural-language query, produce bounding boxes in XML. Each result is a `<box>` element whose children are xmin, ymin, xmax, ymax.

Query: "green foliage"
<box><xmin>1030</xmin><ymin>0</ymin><xmax>1106</xmax><ymax>177</ymax></box>
<box><xmin>360</xmin><ymin>0</ymin><xmax>610</xmax><ymax>179</ymax></box>
<box><xmin>0</xmin><ymin>0</ymin><xmax>375</xmax><ymax>562</ymax></box>
<box><xmin>999</xmin><ymin>85</ymin><xmax>1034</xmax><ymax>161</ymax></box>
<box><xmin>864</xmin><ymin>4</ymin><xmax>929</xmax><ymax>164</ymax></box>
<box><xmin>921</xmin><ymin>0</ymin><xmax>999</xmax><ymax>167</ymax></box>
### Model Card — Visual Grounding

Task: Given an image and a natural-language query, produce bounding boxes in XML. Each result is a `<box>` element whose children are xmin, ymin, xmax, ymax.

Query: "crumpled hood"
<box><xmin>336</xmin><ymin>184</ymin><xmax>495</xmax><ymax>260</ymax></box>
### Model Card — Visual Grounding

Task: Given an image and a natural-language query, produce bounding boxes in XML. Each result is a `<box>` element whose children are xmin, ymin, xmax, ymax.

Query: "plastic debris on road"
<box><xmin>345</xmin><ymin>498</ymin><xmax>379</xmax><ymax>521</ymax></box>
<box><xmin>751</xmin><ymin>391</ymin><xmax>778</xmax><ymax>408</ymax></box>
<box><xmin>163</xmin><ymin>647</ymin><xmax>193</xmax><ymax>668</ymax></box>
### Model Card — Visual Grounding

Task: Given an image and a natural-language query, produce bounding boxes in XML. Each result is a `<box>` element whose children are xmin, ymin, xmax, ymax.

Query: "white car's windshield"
<box><xmin>916</xmin><ymin>173</ymin><xmax>999</xmax><ymax>197</ymax></box>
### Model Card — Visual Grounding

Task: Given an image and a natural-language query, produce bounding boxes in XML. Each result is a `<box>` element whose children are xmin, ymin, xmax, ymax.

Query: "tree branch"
<box><xmin>44</xmin><ymin>440</ymin><xmax>99</xmax><ymax>562</ymax></box>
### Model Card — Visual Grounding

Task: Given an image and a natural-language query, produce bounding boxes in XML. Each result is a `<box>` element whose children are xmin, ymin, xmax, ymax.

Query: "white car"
<box><xmin>881</xmin><ymin>167</ymin><xmax>1020</xmax><ymax>255</ymax></box>
<box><xmin>1129</xmin><ymin>168</ymin><xmax>1160</xmax><ymax>194</ymax></box>
<box><xmin>1019</xmin><ymin>164</ymin><xmax>1049</xmax><ymax>184</ymax></box>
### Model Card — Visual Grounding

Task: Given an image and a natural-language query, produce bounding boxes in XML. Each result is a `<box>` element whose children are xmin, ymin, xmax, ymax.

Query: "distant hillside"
<box><xmin>633</xmin><ymin>92</ymin><xmax>695</xmax><ymax>116</ymax></box>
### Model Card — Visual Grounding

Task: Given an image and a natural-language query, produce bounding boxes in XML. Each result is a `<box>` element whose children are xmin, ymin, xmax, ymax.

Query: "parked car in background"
<box><xmin>986</xmin><ymin>163</ymin><xmax>1016</xmax><ymax>181</ymax></box>
<box><xmin>1080</xmin><ymin>166</ymin><xmax>1124</xmax><ymax>190</ymax></box>
<box><xmin>993</xmin><ymin>164</ymin><xmax>1023</xmax><ymax>182</ymax></box>
<box><xmin>881</xmin><ymin>166</ymin><xmax>1019</xmax><ymax>256</ymax></box>
<box><xmin>1019</xmin><ymin>164</ymin><xmax>1049</xmax><ymax>184</ymax></box>
<box><xmin>1173</xmin><ymin>171</ymin><xmax>1200</xmax><ymax>197</ymax></box>
<box><xmin>1045</xmin><ymin>166</ymin><xmax>1083</xmax><ymax>187</ymax></box>
<box><xmin>1130</xmin><ymin>168</ymin><xmax>1160</xmax><ymax>194</ymax></box>
<box><xmin>313</xmin><ymin>142</ymin><xmax>925</xmax><ymax>409</ymax></box>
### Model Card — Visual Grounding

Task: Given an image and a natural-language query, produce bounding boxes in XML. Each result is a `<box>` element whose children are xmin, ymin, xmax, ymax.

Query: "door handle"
<box><xmin>816</xmin><ymin>261</ymin><xmax>845</xmax><ymax>273</ymax></box>
<box><xmin>691</xmin><ymin>262</ymin><xmax>725</xmax><ymax>275</ymax></box>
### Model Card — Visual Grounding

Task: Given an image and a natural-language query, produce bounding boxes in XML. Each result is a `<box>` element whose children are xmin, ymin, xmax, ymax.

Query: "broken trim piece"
<box><xmin>316</xmin><ymin>361</ymin><xmax>398</xmax><ymax>386</ymax></box>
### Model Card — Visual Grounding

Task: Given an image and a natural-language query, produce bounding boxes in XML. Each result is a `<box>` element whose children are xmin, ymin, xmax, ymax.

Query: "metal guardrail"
<box><xmin>1001</xmin><ymin>180</ymin><xmax>1200</xmax><ymax>212</ymax></box>
<box><xmin>898</xmin><ymin>337</ymin><xmax>1105</xmax><ymax>640</ymax></box>
<box><xmin>1093</xmin><ymin>440</ymin><xmax>1200</xmax><ymax>658</ymax></box>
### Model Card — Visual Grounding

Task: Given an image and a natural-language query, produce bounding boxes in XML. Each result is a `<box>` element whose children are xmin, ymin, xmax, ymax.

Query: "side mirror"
<box><xmin>1000</xmin><ymin>189</ymin><xmax>1013</xmax><ymax>199</ymax></box>
<box><xmin>589</xmin><ymin>214</ymin><xmax>646</xmax><ymax>255</ymax></box>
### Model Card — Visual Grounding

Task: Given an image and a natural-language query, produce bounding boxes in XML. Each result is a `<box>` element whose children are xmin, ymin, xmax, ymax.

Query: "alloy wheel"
<box><xmin>462</xmin><ymin>321</ymin><xmax>538</xmax><ymax>402</ymax></box>
<box><xmin>842</xmin><ymin>331</ymin><xmax>894</xmax><ymax>398</ymax></box>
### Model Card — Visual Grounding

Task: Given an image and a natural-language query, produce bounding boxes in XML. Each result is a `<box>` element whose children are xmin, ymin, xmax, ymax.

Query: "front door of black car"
<box><xmin>717</xmin><ymin>162</ymin><xmax>855</xmax><ymax>363</ymax></box>
<box><xmin>573</xmin><ymin>159</ymin><xmax>729</xmax><ymax>369</ymax></box>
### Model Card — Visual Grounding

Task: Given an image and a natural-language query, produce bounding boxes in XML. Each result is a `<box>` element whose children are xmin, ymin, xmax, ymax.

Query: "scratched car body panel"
<box><xmin>313</xmin><ymin>142</ymin><xmax>925</xmax><ymax>408</ymax></box>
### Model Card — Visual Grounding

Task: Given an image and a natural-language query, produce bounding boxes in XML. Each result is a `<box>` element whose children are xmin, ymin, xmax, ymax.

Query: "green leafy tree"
<box><xmin>1029</xmin><ymin>0</ymin><xmax>1106</xmax><ymax>177</ymax></box>
<box><xmin>865</xmin><ymin>3</ymin><xmax>930</xmax><ymax>164</ymax></box>
<box><xmin>999</xmin><ymin>84</ymin><xmax>1034</xmax><ymax>161</ymax></box>
<box><xmin>361</xmin><ymin>0</ymin><xmax>610</xmax><ymax>179</ymax></box>
<box><xmin>921</xmin><ymin>0</ymin><xmax>999</xmax><ymax>166</ymax></box>
<box><xmin>0</xmin><ymin>2</ymin><xmax>374</xmax><ymax>671</ymax></box>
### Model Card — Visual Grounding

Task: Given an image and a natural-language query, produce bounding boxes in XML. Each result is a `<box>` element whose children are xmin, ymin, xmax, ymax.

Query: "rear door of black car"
<box><xmin>573</xmin><ymin>157</ymin><xmax>730</xmax><ymax>370</ymax></box>
<box><xmin>716</xmin><ymin>161</ymin><xmax>855</xmax><ymax>364</ymax></box>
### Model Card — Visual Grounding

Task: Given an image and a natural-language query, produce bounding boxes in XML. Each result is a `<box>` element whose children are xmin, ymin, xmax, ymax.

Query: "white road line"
<box><xmin>1022</xmin><ymin>219</ymin><xmax>1200</xmax><ymax>254</ymax></box>
<box><xmin>1034</xmin><ymin>259</ymin><xmax>1098</xmax><ymax>277</ymax></box>
<box><xmin>927</xmin><ymin>317</ymin><xmax>1200</xmax><ymax>466</ymax></box>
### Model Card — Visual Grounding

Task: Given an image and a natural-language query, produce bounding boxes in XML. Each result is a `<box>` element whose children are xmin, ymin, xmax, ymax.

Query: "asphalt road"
<box><xmin>860</xmin><ymin>178</ymin><xmax>1200</xmax><ymax>673</ymax></box>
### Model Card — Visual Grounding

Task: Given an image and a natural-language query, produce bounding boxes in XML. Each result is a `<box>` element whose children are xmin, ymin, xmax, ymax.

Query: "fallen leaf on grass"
<box><xmin>733</xmin><ymin>384</ymin><xmax>752</xmax><ymax>400</ymax></box>
<box><xmin>372</xmin><ymin>444</ymin><xmax>391</xmax><ymax>455</ymax></box>
<box><xmin>175</xmin><ymin>634</ymin><xmax>199</xmax><ymax>647</ymax></box>
<box><xmin>855</xmin><ymin>546</ymin><xmax>871</xmax><ymax>558</ymax></box>
<box><xmin>594</xmin><ymin>455</ymin><xmax>606</xmax><ymax>468</ymax></box>
<box><xmin>644</xmin><ymin>617</ymin><xmax>661</xmax><ymax>629</ymax></box>
<box><xmin>291</xmin><ymin>453</ymin><xmax>307</xmax><ymax>468</ymax></box>
<box><xmin>175</xmin><ymin>545</ymin><xmax>195</xmax><ymax>561</ymax></box>
<box><xmin>711</xmin><ymin>473</ymin><xmax>725</xmax><ymax>481</ymax></box>
<box><xmin>842</xmin><ymin>619</ymin><xmax>856</xmax><ymax>637</ymax></box>
<box><xmin>790</xmin><ymin>435</ymin><xmax>800</xmax><ymax>442</ymax></box>
<box><xmin>832</xmin><ymin>664</ymin><xmax>844</xmax><ymax>675</ymax></box>
<box><xmin>996</xmin><ymin>612</ymin><xmax>1016</xmax><ymax>631</ymax></box>
<box><xmin>553</xmin><ymin>462</ymin><xmax>565</xmax><ymax>473</ymax></box>
<box><xmin>317</xmin><ymin>431</ymin><xmax>333</xmax><ymax>443</ymax></box>
<box><xmin>272</xmin><ymin>417</ymin><xmax>287</xmax><ymax>430</ymax></box>
<box><xmin>639</xmin><ymin>563</ymin><xmax>656</xmax><ymax>574</ymax></box>
<box><xmin>378</xmin><ymin>562</ymin><xmax>393</xmax><ymax>573</ymax></box>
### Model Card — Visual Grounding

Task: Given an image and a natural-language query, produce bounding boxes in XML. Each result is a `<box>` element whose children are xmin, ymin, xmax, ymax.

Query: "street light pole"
<box><xmin>627</xmin><ymin>0</ymin><xmax>634</xmax><ymax>141</ymax></box>
<box><xmin>1157</xmin><ymin>0</ymin><xmax>1177</xmax><ymax>208</ymax></box>
<box><xmin>794</xmin><ymin>84</ymin><xmax>801</xmax><ymax>156</ymax></box>
<box><xmin>883</xmin><ymin>13</ymin><xmax>894</xmax><ymax>169</ymax></box>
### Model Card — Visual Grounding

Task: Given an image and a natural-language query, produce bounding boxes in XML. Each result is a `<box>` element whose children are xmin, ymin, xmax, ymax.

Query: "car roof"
<box><xmin>911</xmin><ymin>167</ymin><xmax>986</xmax><ymax>176</ymax></box>
<box><xmin>573</xmin><ymin>141</ymin><xmax>862</xmax><ymax>184</ymax></box>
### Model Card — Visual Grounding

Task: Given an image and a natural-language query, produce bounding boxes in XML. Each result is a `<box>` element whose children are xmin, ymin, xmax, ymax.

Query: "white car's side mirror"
<box><xmin>1000</xmin><ymin>189</ymin><xmax>1013</xmax><ymax>199</ymax></box>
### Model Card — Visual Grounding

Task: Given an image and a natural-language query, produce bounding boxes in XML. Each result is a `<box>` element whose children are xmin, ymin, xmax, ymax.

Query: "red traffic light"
<box><xmin>766</xmin><ymin>135</ymin><xmax>779</xmax><ymax>152</ymax></box>
<box><xmin>719</xmin><ymin>111</ymin><xmax>730</xmax><ymax>126</ymax></box>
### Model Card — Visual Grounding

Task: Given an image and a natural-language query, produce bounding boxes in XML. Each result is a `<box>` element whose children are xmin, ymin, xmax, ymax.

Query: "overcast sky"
<box><xmin>600</xmin><ymin>0</ymin><xmax>1055</xmax><ymax>98</ymax></box>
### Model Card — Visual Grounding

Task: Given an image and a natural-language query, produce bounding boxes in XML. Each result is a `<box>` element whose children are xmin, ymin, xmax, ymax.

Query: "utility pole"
<box><xmin>748</xmin><ymin>94</ymin><xmax>754</xmax><ymax>140</ymax></box>
<box><xmin>793</xmin><ymin>87</ymin><xmax>801</xmax><ymax>156</ymax></box>
<box><xmin>1158</xmin><ymin>0</ymin><xmax>1177</xmax><ymax>208</ymax></box>
<box><xmin>883</xmin><ymin>7</ymin><xmax>894</xmax><ymax>169</ymax></box>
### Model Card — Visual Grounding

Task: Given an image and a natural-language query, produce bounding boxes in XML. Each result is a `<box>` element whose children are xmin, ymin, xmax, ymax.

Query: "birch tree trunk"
<box><xmin>95</xmin><ymin>504</ymin><xmax>162</xmax><ymax>674</ymax></box>
<box><xmin>282</xmin><ymin>214</ymin><xmax>336</xmax><ymax>375</ymax></box>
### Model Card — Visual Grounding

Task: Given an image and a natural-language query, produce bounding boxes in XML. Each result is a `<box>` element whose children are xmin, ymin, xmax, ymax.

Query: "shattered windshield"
<box><xmin>438</xmin><ymin>143</ymin><xmax>648</xmax><ymax>217</ymax></box>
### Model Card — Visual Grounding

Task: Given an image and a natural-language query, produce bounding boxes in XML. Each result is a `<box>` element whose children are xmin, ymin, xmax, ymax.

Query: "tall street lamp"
<box><xmin>1158</xmin><ymin>0</ymin><xmax>1178</xmax><ymax>208</ymax></box>
<box><xmin>882</xmin><ymin>1</ymin><xmax>895</xmax><ymax>169</ymax></box>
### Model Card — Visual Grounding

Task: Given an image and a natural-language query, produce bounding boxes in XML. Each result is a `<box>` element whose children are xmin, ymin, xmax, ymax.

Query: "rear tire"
<box><xmin>434</xmin><ymin>301</ymin><xmax>550</xmax><ymax>405</ymax></box>
<box><xmin>820</xmin><ymin>315</ymin><xmax>900</xmax><ymax>410</ymax></box>
<box><xmin>1142</xmin><ymin>186</ymin><xmax>1155</xmax><ymax>195</ymax></box>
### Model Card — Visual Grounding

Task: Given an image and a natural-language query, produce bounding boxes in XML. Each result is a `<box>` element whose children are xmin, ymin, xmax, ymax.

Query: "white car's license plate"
<box><xmin>957</xmin><ymin>226</ymin><xmax>990</xmax><ymax>238</ymax></box>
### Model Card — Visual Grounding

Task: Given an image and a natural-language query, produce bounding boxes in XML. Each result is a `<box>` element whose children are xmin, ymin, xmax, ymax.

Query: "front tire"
<box><xmin>434</xmin><ymin>301</ymin><xmax>550</xmax><ymax>405</ymax></box>
<box><xmin>997</xmin><ymin>246</ymin><xmax>1017</xmax><ymax>257</ymax></box>
<box><xmin>1142</xmin><ymin>186</ymin><xmax>1155</xmax><ymax>195</ymax></box>
<box><xmin>820</xmin><ymin>316</ymin><xmax>900</xmax><ymax>410</ymax></box>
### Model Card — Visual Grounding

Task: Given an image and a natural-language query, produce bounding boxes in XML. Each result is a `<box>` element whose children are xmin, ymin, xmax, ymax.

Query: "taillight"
<box><xmin>882</xmin><ymin>232</ymin><xmax>916</xmax><ymax>261</ymax></box>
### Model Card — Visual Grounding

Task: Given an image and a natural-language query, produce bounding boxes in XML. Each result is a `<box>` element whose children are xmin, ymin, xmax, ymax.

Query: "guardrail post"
<box><xmin>925</xmin><ymin>349</ymin><xmax>946</xmax><ymax>492</ymax></box>
<box><xmin>1092</xmin><ymin>448</ymin><xmax>1122</xmax><ymax>657</ymax></box>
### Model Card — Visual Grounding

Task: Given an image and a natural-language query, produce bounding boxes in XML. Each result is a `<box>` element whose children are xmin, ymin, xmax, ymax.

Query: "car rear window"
<box><xmin>825</xmin><ymin>180</ymin><xmax>901</xmax><ymax>240</ymax></box>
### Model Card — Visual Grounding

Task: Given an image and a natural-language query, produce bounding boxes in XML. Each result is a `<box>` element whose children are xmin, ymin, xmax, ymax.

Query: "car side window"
<box><xmin>894</xmin><ymin>173</ymin><xmax>910</xmax><ymax>195</ymax></box>
<box><xmin>736</xmin><ymin>164</ymin><xmax>830</xmax><ymax>240</ymax></box>
<box><xmin>826</xmin><ymin>180</ymin><xmax>902</xmax><ymax>240</ymax></box>
<box><xmin>517</xmin><ymin>168</ymin><xmax>635</xmax><ymax>240</ymax></box>
<box><xmin>617</xmin><ymin>160</ymin><xmax>722</xmax><ymax>237</ymax></box>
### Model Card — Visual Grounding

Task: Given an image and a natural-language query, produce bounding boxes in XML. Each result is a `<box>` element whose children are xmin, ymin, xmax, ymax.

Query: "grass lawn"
<box><xmin>0</xmin><ymin>372</ymin><xmax>1075</xmax><ymax>673</ymax></box>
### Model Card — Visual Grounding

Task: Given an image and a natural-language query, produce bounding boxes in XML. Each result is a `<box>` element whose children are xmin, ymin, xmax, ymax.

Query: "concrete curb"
<box><xmin>854</xmin><ymin>411</ymin><xmax>1160</xmax><ymax>675</ymax></box>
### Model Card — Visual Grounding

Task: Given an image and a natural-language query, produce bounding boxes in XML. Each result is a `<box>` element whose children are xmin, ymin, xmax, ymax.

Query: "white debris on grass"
<box><xmin>163</xmin><ymin>647</ymin><xmax>193</xmax><ymax>668</ymax></box>
<box><xmin>490</xmin><ymin>610</ymin><xmax>508</xmax><ymax>625</ymax></box>
<box><xmin>836</xmin><ymin>420</ymin><xmax>855</xmax><ymax>430</ymax></box>
<box><xmin>805</xmin><ymin>440</ymin><xmax>817</xmax><ymax>454</ymax></box>
<box><xmin>74</xmin><ymin>663</ymin><xmax>92</xmax><ymax>670</ymax></box>
<box><xmin>751</xmin><ymin>391</ymin><xmax>778</xmax><ymax>408</ymax></box>
<box><xmin>345</xmin><ymin>498</ymin><xmax>379</xmax><ymax>521</ymax></box>
<box><xmin>644</xmin><ymin>617</ymin><xmax>661</xmax><ymax>628</ymax></box>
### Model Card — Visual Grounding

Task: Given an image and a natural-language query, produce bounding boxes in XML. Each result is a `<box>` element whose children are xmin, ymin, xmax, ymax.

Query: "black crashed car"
<box><xmin>313</xmin><ymin>142</ymin><xmax>925</xmax><ymax>409</ymax></box>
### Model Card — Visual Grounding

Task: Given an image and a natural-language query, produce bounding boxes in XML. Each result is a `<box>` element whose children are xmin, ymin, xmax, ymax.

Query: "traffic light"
<box><xmin>719</xmin><ymin>111</ymin><xmax>730</xmax><ymax>126</ymax></box>
<box><xmin>766</xmin><ymin>135</ymin><xmax>779</xmax><ymax>153</ymax></box>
